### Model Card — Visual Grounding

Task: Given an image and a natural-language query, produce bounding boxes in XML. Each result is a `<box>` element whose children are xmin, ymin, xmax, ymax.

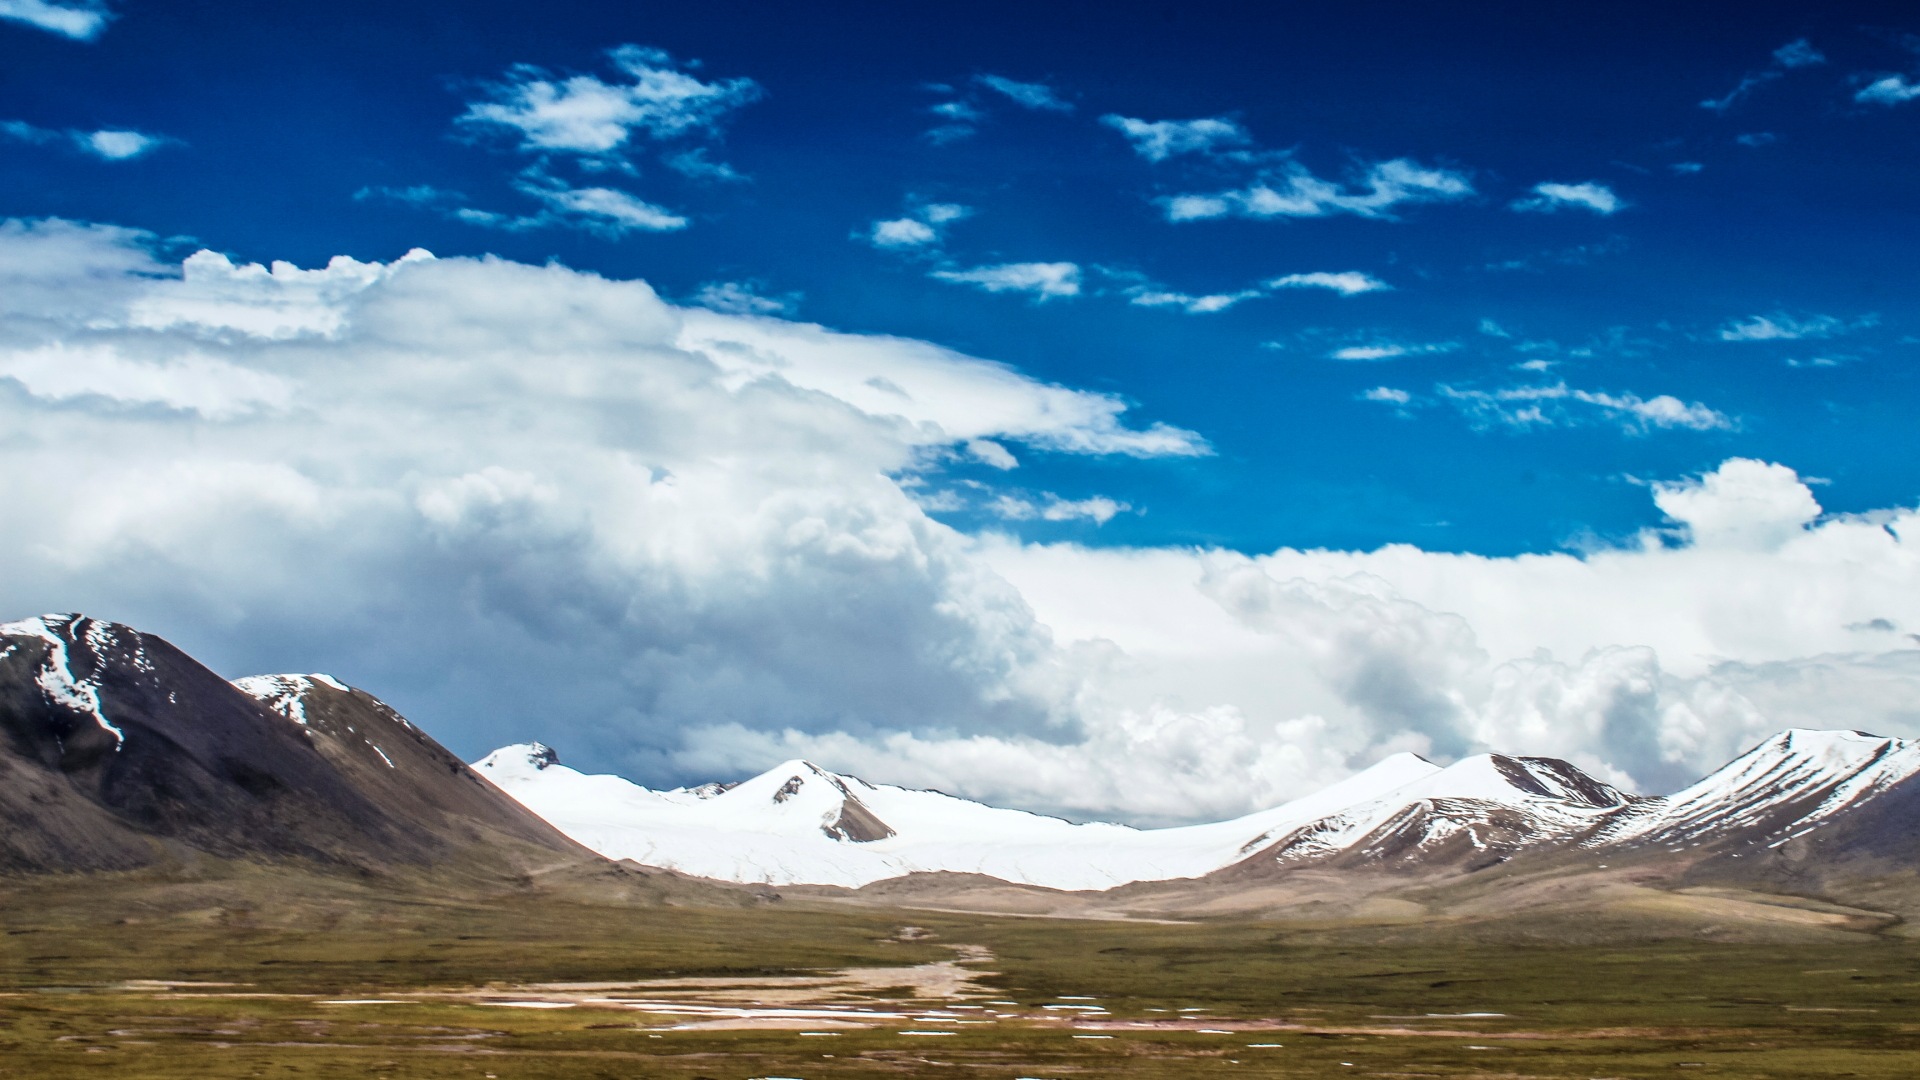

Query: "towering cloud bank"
<box><xmin>1</xmin><ymin>218</ymin><xmax>1916</xmax><ymax>824</ymax></box>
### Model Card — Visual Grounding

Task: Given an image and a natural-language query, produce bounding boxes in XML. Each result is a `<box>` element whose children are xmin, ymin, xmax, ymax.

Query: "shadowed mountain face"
<box><xmin>0</xmin><ymin>614</ymin><xmax>589</xmax><ymax>876</ymax></box>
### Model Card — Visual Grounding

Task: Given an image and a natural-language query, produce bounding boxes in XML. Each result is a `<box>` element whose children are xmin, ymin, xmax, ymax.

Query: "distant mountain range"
<box><xmin>6</xmin><ymin>613</ymin><xmax>1918</xmax><ymax>911</ymax></box>
<box><xmin>474</xmin><ymin>729</ymin><xmax>1920</xmax><ymax>891</ymax></box>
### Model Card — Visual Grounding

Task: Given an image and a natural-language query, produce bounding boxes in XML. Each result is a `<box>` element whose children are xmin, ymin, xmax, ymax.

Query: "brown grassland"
<box><xmin>3</xmin><ymin>864</ymin><xmax>1919</xmax><ymax>1079</ymax></box>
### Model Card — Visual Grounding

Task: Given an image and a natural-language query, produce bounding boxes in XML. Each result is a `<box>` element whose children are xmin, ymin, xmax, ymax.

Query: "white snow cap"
<box><xmin>473</xmin><ymin>729</ymin><xmax>1920</xmax><ymax>889</ymax></box>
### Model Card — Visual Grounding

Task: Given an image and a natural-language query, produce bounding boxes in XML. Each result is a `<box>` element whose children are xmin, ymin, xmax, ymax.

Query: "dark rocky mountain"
<box><xmin>0</xmin><ymin>613</ymin><xmax>591</xmax><ymax>878</ymax></box>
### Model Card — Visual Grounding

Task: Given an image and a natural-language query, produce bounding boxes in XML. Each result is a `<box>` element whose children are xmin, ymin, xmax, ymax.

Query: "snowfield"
<box><xmin>469</xmin><ymin>729</ymin><xmax>1920</xmax><ymax>890</ymax></box>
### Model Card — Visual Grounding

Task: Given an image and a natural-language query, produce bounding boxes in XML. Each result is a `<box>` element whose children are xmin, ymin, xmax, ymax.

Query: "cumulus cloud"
<box><xmin>459</xmin><ymin>44</ymin><xmax>760</xmax><ymax>160</ymax></box>
<box><xmin>1161</xmin><ymin>158</ymin><xmax>1473</xmax><ymax>222</ymax></box>
<box><xmin>1511</xmin><ymin>181</ymin><xmax>1623</xmax><ymax>215</ymax></box>
<box><xmin>974</xmin><ymin>74</ymin><xmax>1072</xmax><ymax>112</ymax></box>
<box><xmin>1268</xmin><ymin>271</ymin><xmax>1390</xmax><ymax>296</ymax></box>
<box><xmin>0</xmin><ymin>0</ymin><xmax>108</xmax><ymax>39</ymax></box>
<box><xmin>974</xmin><ymin>457</ymin><xmax>1920</xmax><ymax>802</ymax></box>
<box><xmin>2</xmin><ymin>120</ymin><xmax>167</xmax><ymax>161</ymax></box>
<box><xmin>931</xmin><ymin>261</ymin><xmax>1081</xmax><ymax>300</ymax></box>
<box><xmin>5</xmin><ymin>223</ymin><xmax>1919</xmax><ymax>822</ymax></box>
<box><xmin>1100</xmin><ymin>114</ymin><xmax>1250</xmax><ymax>161</ymax></box>
<box><xmin>0</xmin><ymin>219</ymin><xmax>1222</xmax><ymax>813</ymax></box>
<box><xmin>1360</xmin><ymin>386</ymin><xmax>1411</xmax><ymax>405</ymax></box>
<box><xmin>1438</xmin><ymin>381</ymin><xmax>1733</xmax><ymax>433</ymax></box>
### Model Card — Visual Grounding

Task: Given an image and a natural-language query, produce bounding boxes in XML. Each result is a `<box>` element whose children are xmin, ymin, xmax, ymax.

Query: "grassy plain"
<box><xmin>3</xmin><ymin>868</ymin><xmax>1920</xmax><ymax>1079</ymax></box>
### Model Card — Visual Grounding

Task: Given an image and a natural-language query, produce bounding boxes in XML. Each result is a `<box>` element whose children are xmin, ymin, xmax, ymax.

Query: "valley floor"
<box><xmin>4</xmin><ymin>869</ymin><xmax>1920</xmax><ymax>1079</ymax></box>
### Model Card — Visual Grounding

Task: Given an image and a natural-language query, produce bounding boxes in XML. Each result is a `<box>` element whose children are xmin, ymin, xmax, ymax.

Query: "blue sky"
<box><xmin>5</xmin><ymin>1</ymin><xmax>1920</xmax><ymax>817</ymax></box>
<box><xmin>6</xmin><ymin>0</ymin><xmax>1915</xmax><ymax>553</ymax></box>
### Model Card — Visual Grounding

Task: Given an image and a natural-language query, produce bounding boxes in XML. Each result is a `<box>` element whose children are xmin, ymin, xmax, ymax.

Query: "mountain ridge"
<box><xmin>476</xmin><ymin>728</ymin><xmax>1920</xmax><ymax>892</ymax></box>
<box><xmin>0</xmin><ymin>613</ymin><xmax>593</xmax><ymax>880</ymax></box>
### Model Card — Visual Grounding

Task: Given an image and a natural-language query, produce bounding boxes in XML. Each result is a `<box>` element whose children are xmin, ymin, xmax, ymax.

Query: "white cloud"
<box><xmin>80</xmin><ymin>129</ymin><xmax>159</xmax><ymax>160</ymax></box>
<box><xmin>1773</xmin><ymin>39</ymin><xmax>1825</xmax><ymax>68</ymax></box>
<box><xmin>969</xmin><ymin>457</ymin><xmax>1920</xmax><ymax>804</ymax></box>
<box><xmin>869</xmin><ymin>217</ymin><xmax>937</xmax><ymax>248</ymax></box>
<box><xmin>1511</xmin><ymin>181</ymin><xmax>1622</xmax><ymax>215</ymax></box>
<box><xmin>2</xmin><ymin>120</ymin><xmax>167</xmax><ymax>161</ymax></box>
<box><xmin>974</xmin><ymin>74</ymin><xmax>1072</xmax><ymax>112</ymax></box>
<box><xmin>514</xmin><ymin>177</ymin><xmax>688</xmax><ymax>233</ymax></box>
<box><xmin>1701</xmin><ymin>39</ymin><xmax>1825</xmax><ymax>112</ymax></box>
<box><xmin>931</xmin><ymin>261</ymin><xmax>1081</xmax><ymax>300</ymax></box>
<box><xmin>690</xmin><ymin>280</ymin><xmax>795</xmax><ymax>316</ymax></box>
<box><xmin>1268</xmin><ymin>271</ymin><xmax>1390</xmax><ymax>296</ymax></box>
<box><xmin>5</xmin><ymin>226</ymin><xmax>1919</xmax><ymax>823</ymax></box>
<box><xmin>1161</xmin><ymin>158</ymin><xmax>1473</xmax><ymax>222</ymax></box>
<box><xmin>0</xmin><ymin>219</ymin><xmax>1224</xmax><ymax>817</ymax></box>
<box><xmin>459</xmin><ymin>44</ymin><xmax>761</xmax><ymax>160</ymax></box>
<box><xmin>0</xmin><ymin>0</ymin><xmax>108</xmax><ymax>39</ymax></box>
<box><xmin>1329</xmin><ymin>341</ymin><xmax>1454</xmax><ymax>361</ymax></box>
<box><xmin>664</xmin><ymin>147</ymin><xmax>746</xmax><ymax>183</ymax></box>
<box><xmin>1856</xmin><ymin>75</ymin><xmax>1920</xmax><ymax>106</ymax></box>
<box><xmin>1652</xmin><ymin>458</ymin><xmax>1819</xmax><ymax>551</ymax></box>
<box><xmin>1100</xmin><ymin>115</ymin><xmax>1250</xmax><ymax>161</ymax></box>
<box><xmin>989</xmin><ymin>493</ymin><xmax>1130</xmax><ymax>525</ymax></box>
<box><xmin>1360</xmin><ymin>386</ymin><xmax>1411</xmax><ymax>405</ymax></box>
<box><xmin>1718</xmin><ymin>312</ymin><xmax>1869</xmax><ymax>341</ymax></box>
<box><xmin>1701</xmin><ymin>71</ymin><xmax>1782</xmax><ymax>113</ymax></box>
<box><xmin>864</xmin><ymin>201</ymin><xmax>971</xmax><ymax>251</ymax></box>
<box><xmin>1123</xmin><ymin>286</ymin><xmax>1258</xmax><ymax>314</ymax></box>
<box><xmin>965</xmin><ymin>438</ymin><xmax>1018</xmax><ymax>470</ymax></box>
<box><xmin>1438</xmin><ymin>382</ymin><xmax>1733</xmax><ymax>433</ymax></box>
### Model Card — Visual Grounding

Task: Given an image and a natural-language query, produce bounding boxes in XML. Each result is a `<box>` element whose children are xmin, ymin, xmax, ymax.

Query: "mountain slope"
<box><xmin>478</xmin><ymin>731</ymin><xmax>1920</xmax><ymax>892</ymax></box>
<box><xmin>0</xmin><ymin>614</ymin><xmax>589</xmax><ymax>877</ymax></box>
<box><xmin>474</xmin><ymin>744</ymin><xmax>1623</xmax><ymax>888</ymax></box>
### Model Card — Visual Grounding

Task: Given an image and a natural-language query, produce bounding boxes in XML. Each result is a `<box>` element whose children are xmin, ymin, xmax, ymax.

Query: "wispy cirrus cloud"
<box><xmin>357</xmin><ymin>175</ymin><xmax>688</xmax><ymax>236</ymax></box>
<box><xmin>1438</xmin><ymin>382</ymin><xmax>1733</xmax><ymax>433</ymax></box>
<box><xmin>1160</xmin><ymin>158</ymin><xmax>1473</xmax><ymax>223</ymax></box>
<box><xmin>931</xmin><ymin>261</ymin><xmax>1081</xmax><ymax>300</ymax></box>
<box><xmin>690</xmin><ymin>280</ymin><xmax>798</xmax><ymax>316</ymax></box>
<box><xmin>1100</xmin><ymin>115</ymin><xmax>1250</xmax><ymax>161</ymax></box>
<box><xmin>987</xmin><ymin>492</ymin><xmax>1131</xmax><ymax>524</ymax></box>
<box><xmin>1330</xmin><ymin>340</ymin><xmax>1456</xmax><ymax>361</ymax></box>
<box><xmin>1097</xmin><ymin>266</ymin><xmax>1391</xmax><ymax>315</ymax></box>
<box><xmin>1718</xmin><ymin>311</ymin><xmax>1875</xmax><ymax>341</ymax></box>
<box><xmin>1701</xmin><ymin>37</ymin><xmax>1826</xmax><ymax>113</ymax></box>
<box><xmin>1268</xmin><ymin>271</ymin><xmax>1390</xmax><ymax>296</ymax></box>
<box><xmin>974</xmin><ymin>74</ymin><xmax>1073</xmax><ymax>112</ymax></box>
<box><xmin>1122</xmin><ymin>284</ymin><xmax>1259</xmax><ymax>314</ymax></box>
<box><xmin>513</xmin><ymin>176</ymin><xmax>688</xmax><ymax>232</ymax></box>
<box><xmin>1510</xmin><ymin>181</ymin><xmax>1623</xmax><ymax>215</ymax></box>
<box><xmin>2</xmin><ymin>120</ymin><xmax>167</xmax><ymax>161</ymax></box>
<box><xmin>0</xmin><ymin>0</ymin><xmax>109</xmax><ymax>40</ymax></box>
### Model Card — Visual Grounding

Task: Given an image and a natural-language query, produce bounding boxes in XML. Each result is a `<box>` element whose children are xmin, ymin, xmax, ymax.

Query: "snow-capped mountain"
<box><xmin>475</xmin><ymin>730</ymin><xmax>1920</xmax><ymax>890</ymax></box>
<box><xmin>1595</xmin><ymin>729</ymin><xmax>1920</xmax><ymax>851</ymax></box>
<box><xmin>0</xmin><ymin>613</ymin><xmax>585</xmax><ymax>875</ymax></box>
